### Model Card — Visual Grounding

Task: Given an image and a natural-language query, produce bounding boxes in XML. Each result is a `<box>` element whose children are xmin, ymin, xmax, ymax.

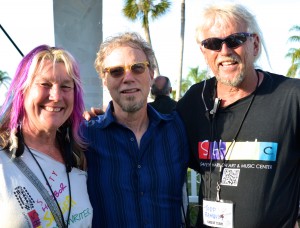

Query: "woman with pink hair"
<box><xmin>0</xmin><ymin>45</ymin><xmax>92</xmax><ymax>227</ymax></box>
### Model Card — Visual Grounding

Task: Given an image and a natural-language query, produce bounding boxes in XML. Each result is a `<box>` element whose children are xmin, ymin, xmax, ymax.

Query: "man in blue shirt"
<box><xmin>81</xmin><ymin>32</ymin><xmax>189</xmax><ymax>227</ymax></box>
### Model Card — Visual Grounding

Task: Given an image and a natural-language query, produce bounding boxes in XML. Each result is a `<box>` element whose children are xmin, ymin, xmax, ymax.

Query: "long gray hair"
<box><xmin>195</xmin><ymin>3</ymin><xmax>270</xmax><ymax>64</ymax></box>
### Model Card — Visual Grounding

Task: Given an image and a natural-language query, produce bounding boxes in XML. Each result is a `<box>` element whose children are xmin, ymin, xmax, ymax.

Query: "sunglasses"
<box><xmin>201</xmin><ymin>32</ymin><xmax>255</xmax><ymax>51</ymax></box>
<box><xmin>103</xmin><ymin>61</ymin><xmax>149</xmax><ymax>78</ymax></box>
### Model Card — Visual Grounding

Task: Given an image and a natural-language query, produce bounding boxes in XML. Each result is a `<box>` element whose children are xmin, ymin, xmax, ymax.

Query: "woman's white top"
<box><xmin>0</xmin><ymin>147</ymin><xmax>93</xmax><ymax>228</ymax></box>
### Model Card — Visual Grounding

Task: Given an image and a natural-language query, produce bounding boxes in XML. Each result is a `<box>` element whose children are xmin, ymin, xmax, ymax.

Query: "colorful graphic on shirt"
<box><xmin>13</xmin><ymin>186</ymin><xmax>41</xmax><ymax>227</ymax></box>
<box><xmin>14</xmin><ymin>186</ymin><xmax>35</xmax><ymax>210</ymax></box>
<box><xmin>198</xmin><ymin>140</ymin><xmax>278</xmax><ymax>161</ymax></box>
<box><xmin>28</xmin><ymin>210</ymin><xmax>42</xmax><ymax>228</ymax></box>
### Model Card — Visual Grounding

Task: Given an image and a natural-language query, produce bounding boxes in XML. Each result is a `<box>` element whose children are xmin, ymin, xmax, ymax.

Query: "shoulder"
<box><xmin>80</xmin><ymin>112</ymin><xmax>115</xmax><ymax>143</ymax></box>
<box><xmin>262</xmin><ymin>70</ymin><xmax>299</xmax><ymax>82</ymax></box>
<box><xmin>177</xmin><ymin>78</ymin><xmax>215</xmax><ymax>115</ymax></box>
<box><xmin>164</xmin><ymin>111</ymin><xmax>185</xmax><ymax>125</ymax></box>
<box><xmin>82</xmin><ymin>115</ymin><xmax>106</xmax><ymax>130</ymax></box>
<box><xmin>0</xmin><ymin>149</ymin><xmax>8</xmax><ymax>161</ymax></box>
<box><xmin>149</xmin><ymin>111</ymin><xmax>188</xmax><ymax>148</ymax></box>
<box><xmin>261</xmin><ymin>70</ymin><xmax>300</xmax><ymax>92</ymax></box>
<box><xmin>148</xmin><ymin>106</ymin><xmax>185</xmax><ymax>130</ymax></box>
<box><xmin>157</xmin><ymin>111</ymin><xmax>187</xmax><ymax>134</ymax></box>
<box><xmin>82</xmin><ymin>104</ymin><xmax>116</xmax><ymax>130</ymax></box>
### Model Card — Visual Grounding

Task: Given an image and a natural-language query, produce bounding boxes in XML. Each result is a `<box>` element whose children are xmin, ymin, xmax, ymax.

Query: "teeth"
<box><xmin>222</xmin><ymin>61</ymin><xmax>234</xmax><ymax>66</ymax></box>
<box><xmin>44</xmin><ymin>107</ymin><xmax>61</xmax><ymax>112</ymax></box>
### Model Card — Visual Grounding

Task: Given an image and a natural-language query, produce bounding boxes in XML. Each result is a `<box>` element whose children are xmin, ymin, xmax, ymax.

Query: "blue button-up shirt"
<box><xmin>81</xmin><ymin>103</ymin><xmax>189</xmax><ymax>228</ymax></box>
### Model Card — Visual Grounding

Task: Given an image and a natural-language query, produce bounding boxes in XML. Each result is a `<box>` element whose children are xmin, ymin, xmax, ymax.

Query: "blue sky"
<box><xmin>1</xmin><ymin>0</ymin><xmax>299</xmax><ymax>105</ymax></box>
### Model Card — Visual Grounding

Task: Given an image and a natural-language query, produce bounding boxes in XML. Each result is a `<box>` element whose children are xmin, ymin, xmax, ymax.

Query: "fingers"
<box><xmin>82</xmin><ymin>110</ymin><xmax>92</xmax><ymax>121</ymax></box>
<box><xmin>91</xmin><ymin>107</ymin><xmax>104</xmax><ymax>115</ymax></box>
<box><xmin>82</xmin><ymin>107</ymin><xmax>105</xmax><ymax>121</ymax></box>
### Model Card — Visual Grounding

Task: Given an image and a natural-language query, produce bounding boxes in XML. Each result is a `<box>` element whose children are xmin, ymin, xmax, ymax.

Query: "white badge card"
<box><xmin>203</xmin><ymin>199</ymin><xmax>234</xmax><ymax>228</ymax></box>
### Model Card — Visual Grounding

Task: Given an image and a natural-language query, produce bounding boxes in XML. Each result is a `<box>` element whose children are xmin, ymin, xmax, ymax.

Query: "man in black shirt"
<box><xmin>149</xmin><ymin>75</ymin><xmax>177</xmax><ymax>114</ymax></box>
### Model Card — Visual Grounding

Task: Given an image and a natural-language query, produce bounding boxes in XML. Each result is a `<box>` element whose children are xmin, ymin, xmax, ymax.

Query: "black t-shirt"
<box><xmin>177</xmin><ymin>70</ymin><xmax>300</xmax><ymax>228</ymax></box>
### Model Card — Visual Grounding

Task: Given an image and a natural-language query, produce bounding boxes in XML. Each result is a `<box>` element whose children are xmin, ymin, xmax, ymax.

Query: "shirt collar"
<box><xmin>99</xmin><ymin>101</ymin><xmax>172</xmax><ymax>129</ymax></box>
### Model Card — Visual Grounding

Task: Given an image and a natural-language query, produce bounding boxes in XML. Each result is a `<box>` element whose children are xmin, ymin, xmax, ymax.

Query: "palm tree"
<box><xmin>286</xmin><ymin>25</ymin><xmax>300</xmax><ymax>78</ymax></box>
<box><xmin>175</xmin><ymin>0</ymin><xmax>185</xmax><ymax>101</ymax></box>
<box><xmin>180</xmin><ymin>67</ymin><xmax>207</xmax><ymax>97</ymax></box>
<box><xmin>0</xmin><ymin>70</ymin><xmax>11</xmax><ymax>89</ymax></box>
<box><xmin>122</xmin><ymin>0</ymin><xmax>171</xmax><ymax>76</ymax></box>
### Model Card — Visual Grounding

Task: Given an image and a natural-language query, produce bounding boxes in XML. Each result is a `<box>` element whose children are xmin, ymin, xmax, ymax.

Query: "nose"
<box><xmin>220</xmin><ymin>42</ymin><xmax>233</xmax><ymax>54</ymax></box>
<box><xmin>49</xmin><ymin>85</ymin><xmax>62</xmax><ymax>101</ymax></box>
<box><xmin>123</xmin><ymin>68</ymin><xmax>135</xmax><ymax>81</ymax></box>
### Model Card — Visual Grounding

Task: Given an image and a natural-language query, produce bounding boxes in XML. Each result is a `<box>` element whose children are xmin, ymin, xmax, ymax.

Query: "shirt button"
<box><xmin>137</xmin><ymin>165</ymin><xmax>141</xmax><ymax>168</ymax></box>
<box><xmin>130</xmin><ymin>137</ymin><xmax>134</xmax><ymax>141</ymax></box>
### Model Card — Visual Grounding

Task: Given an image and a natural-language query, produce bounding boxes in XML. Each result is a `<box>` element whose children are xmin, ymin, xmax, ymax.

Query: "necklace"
<box><xmin>22</xmin><ymin>137</ymin><xmax>72</xmax><ymax>228</ymax></box>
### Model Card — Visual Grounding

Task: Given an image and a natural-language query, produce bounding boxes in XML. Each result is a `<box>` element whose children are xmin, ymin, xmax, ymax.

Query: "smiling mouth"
<box><xmin>121</xmin><ymin>88</ymin><xmax>139</xmax><ymax>94</ymax></box>
<box><xmin>220</xmin><ymin>61</ymin><xmax>238</xmax><ymax>66</ymax></box>
<box><xmin>44</xmin><ymin>106</ymin><xmax>62</xmax><ymax>112</ymax></box>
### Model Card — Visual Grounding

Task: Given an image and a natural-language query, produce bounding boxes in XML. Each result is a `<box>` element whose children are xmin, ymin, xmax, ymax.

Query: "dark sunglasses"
<box><xmin>201</xmin><ymin>32</ymin><xmax>255</xmax><ymax>51</ymax></box>
<box><xmin>103</xmin><ymin>61</ymin><xmax>149</xmax><ymax>78</ymax></box>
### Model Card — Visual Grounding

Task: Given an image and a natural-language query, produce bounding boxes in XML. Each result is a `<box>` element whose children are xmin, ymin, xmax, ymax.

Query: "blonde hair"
<box><xmin>94</xmin><ymin>32</ymin><xmax>157</xmax><ymax>78</ymax></box>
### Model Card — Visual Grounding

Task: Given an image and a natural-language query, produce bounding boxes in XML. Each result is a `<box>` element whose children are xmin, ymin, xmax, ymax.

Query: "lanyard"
<box><xmin>207</xmin><ymin>71</ymin><xmax>260</xmax><ymax>201</ymax></box>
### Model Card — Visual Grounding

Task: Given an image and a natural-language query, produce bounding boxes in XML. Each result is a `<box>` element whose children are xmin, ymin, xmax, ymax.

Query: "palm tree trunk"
<box><xmin>176</xmin><ymin>0</ymin><xmax>185</xmax><ymax>100</ymax></box>
<box><xmin>144</xmin><ymin>26</ymin><xmax>160</xmax><ymax>77</ymax></box>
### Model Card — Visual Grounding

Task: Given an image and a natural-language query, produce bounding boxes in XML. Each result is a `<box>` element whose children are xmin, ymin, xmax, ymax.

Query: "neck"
<box><xmin>113</xmin><ymin>106</ymin><xmax>149</xmax><ymax>147</ymax></box>
<box><xmin>217</xmin><ymin>70</ymin><xmax>261</xmax><ymax>107</ymax></box>
<box><xmin>22</xmin><ymin>128</ymin><xmax>64</xmax><ymax>162</ymax></box>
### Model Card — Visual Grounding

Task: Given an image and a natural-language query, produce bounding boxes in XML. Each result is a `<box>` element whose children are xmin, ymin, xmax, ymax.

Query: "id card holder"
<box><xmin>203</xmin><ymin>199</ymin><xmax>234</xmax><ymax>228</ymax></box>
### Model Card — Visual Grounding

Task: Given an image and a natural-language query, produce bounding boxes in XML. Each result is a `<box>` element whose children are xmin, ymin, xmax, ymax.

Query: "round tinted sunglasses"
<box><xmin>201</xmin><ymin>32</ymin><xmax>255</xmax><ymax>51</ymax></box>
<box><xmin>103</xmin><ymin>61</ymin><xmax>149</xmax><ymax>78</ymax></box>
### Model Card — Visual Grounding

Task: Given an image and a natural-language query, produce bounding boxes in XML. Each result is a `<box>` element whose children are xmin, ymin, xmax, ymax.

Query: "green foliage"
<box><xmin>186</xmin><ymin>168</ymin><xmax>200</xmax><ymax>227</ymax></box>
<box><xmin>0</xmin><ymin>70</ymin><xmax>11</xmax><ymax>89</ymax></box>
<box><xmin>180</xmin><ymin>66</ymin><xmax>207</xmax><ymax>97</ymax></box>
<box><xmin>286</xmin><ymin>25</ymin><xmax>300</xmax><ymax>77</ymax></box>
<box><xmin>123</xmin><ymin>0</ymin><xmax>171</xmax><ymax>28</ymax></box>
<box><xmin>170</xmin><ymin>90</ymin><xmax>176</xmax><ymax>99</ymax></box>
<box><xmin>122</xmin><ymin>0</ymin><xmax>171</xmax><ymax>76</ymax></box>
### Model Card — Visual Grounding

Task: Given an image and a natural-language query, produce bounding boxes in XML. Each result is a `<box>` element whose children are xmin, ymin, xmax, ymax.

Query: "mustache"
<box><xmin>217</xmin><ymin>56</ymin><xmax>240</xmax><ymax>64</ymax></box>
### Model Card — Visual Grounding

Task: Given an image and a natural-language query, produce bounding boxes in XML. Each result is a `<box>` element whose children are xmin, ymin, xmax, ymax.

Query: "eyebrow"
<box><xmin>36</xmin><ymin>76</ymin><xmax>74</xmax><ymax>84</ymax></box>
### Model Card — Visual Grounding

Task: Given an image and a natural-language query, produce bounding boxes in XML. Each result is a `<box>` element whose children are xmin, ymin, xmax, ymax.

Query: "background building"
<box><xmin>53</xmin><ymin>0</ymin><xmax>103</xmax><ymax>109</ymax></box>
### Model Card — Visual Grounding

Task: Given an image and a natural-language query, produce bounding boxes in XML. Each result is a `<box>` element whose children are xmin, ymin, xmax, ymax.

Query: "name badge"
<box><xmin>203</xmin><ymin>199</ymin><xmax>234</xmax><ymax>228</ymax></box>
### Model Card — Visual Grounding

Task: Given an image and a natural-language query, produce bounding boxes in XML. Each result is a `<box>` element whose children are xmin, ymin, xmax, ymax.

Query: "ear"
<box><xmin>199</xmin><ymin>46</ymin><xmax>208</xmax><ymax>64</ymax></box>
<box><xmin>150</xmin><ymin>70</ymin><xmax>154</xmax><ymax>80</ymax></box>
<box><xmin>253</xmin><ymin>35</ymin><xmax>260</xmax><ymax>56</ymax></box>
<box><xmin>102</xmin><ymin>75</ymin><xmax>108</xmax><ymax>87</ymax></box>
<box><xmin>149</xmin><ymin>70</ymin><xmax>154</xmax><ymax>83</ymax></box>
<box><xmin>200</xmin><ymin>45</ymin><xmax>205</xmax><ymax>54</ymax></box>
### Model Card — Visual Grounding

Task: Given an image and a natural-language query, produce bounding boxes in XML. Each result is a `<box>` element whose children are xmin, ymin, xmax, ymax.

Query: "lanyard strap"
<box><xmin>208</xmin><ymin>70</ymin><xmax>260</xmax><ymax>201</ymax></box>
<box><xmin>11</xmin><ymin>155</ymin><xmax>65</xmax><ymax>228</ymax></box>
